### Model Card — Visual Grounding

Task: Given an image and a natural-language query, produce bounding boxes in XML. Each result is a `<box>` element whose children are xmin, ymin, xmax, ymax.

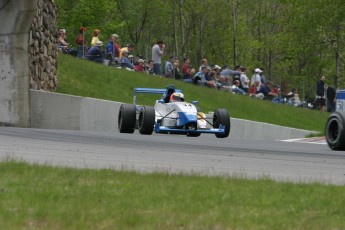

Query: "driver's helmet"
<box><xmin>170</xmin><ymin>92</ymin><xmax>184</xmax><ymax>102</ymax></box>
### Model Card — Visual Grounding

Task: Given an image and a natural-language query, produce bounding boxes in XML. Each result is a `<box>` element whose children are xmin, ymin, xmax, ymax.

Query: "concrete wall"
<box><xmin>30</xmin><ymin>90</ymin><xmax>318</xmax><ymax>140</ymax></box>
<box><xmin>0</xmin><ymin>0</ymin><xmax>37</xmax><ymax>127</ymax></box>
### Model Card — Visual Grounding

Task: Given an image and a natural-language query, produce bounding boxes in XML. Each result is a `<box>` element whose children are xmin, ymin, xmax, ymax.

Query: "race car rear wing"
<box><xmin>133</xmin><ymin>84</ymin><xmax>182</xmax><ymax>105</ymax></box>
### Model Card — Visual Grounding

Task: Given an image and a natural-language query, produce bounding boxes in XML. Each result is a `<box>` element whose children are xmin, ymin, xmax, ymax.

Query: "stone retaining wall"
<box><xmin>29</xmin><ymin>0</ymin><xmax>58</xmax><ymax>91</ymax></box>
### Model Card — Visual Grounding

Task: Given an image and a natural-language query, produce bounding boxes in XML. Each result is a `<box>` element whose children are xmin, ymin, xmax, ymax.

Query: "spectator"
<box><xmin>106</xmin><ymin>34</ymin><xmax>117</xmax><ymax>61</ymax></box>
<box><xmin>173</xmin><ymin>59</ymin><xmax>183</xmax><ymax>80</ymax></box>
<box><xmin>217</xmin><ymin>75</ymin><xmax>232</xmax><ymax>92</ymax></box>
<box><xmin>165</xmin><ymin>56</ymin><xmax>174</xmax><ymax>78</ymax></box>
<box><xmin>193</xmin><ymin>66</ymin><xmax>208</xmax><ymax>85</ymax></box>
<box><xmin>251</xmin><ymin>68</ymin><xmax>262</xmax><ymax>93</ymax></box>
<box><xmin>233</xmin><ymin>65</ymin><xmax>242</xmax><ymax>86</ymax></box>
<box><xmin>112</xmin><ymin>34</ymin><xmax>121</xmax><ymax>58</ymax></box>
<box><xmin>326</xmin><ymin>86</ymin><xmax>336</xmax><ymax>112</ymax></box>
<box><xmin>145</xmin><ymin>60</ymin><xmax>154</xmax><ymax>74</ymax></box>
<box><xmin>120</xmin><ymin>44</ymin><xmax>134</xmax><ymax>58</ymax></box>
<box><xmin>198</xmin><ymin>58</ymin><xmax>208</xmax><ymax>72</ymax></box>
<box><xmin>58</xmin><ymin>28</ymin><xmax>71</xmax><ymax>54</ymax></box>
<box><xmin>220</xmin><ymin>65</ymin><xmax>241</xmax><ymax>84</ymax></box>
<box><xmin>75</xmin><ymin>27</ymin><xmax>87</xmax><ymax>58</ymax></box>
<box><xmin>86</xmin><ymin>41</ymin><xmax>104</xmax><ymax>63</ymax></box>
<box><xmin>232</xmin><ymin>80</ymin><xmax>247</xmax><ymax>95</ymax></box>
<box><xmin>205</xmin><ymin>70</ymin><xmax>218</xmax><ymax>88</ymax></box>
<box><xmin>134</xmin><ymin>59</ymin><xmax>145</xmax><ymax>72</ymax></box>
<box><xmin>120</xmin><ymin>50</ymin><xmax>134</xmax><ymax>69</ymax></box>
<box><xmin>258</xmin><ymin>81</ymin><xmax>278</xmax><ymax>100</ymax></box>
<box><xmin>182</xmin><ymin>65</ymin><xmax>195</xmax><ymax>83</ymax></box>
<box><xmin>259</xmin><ymin>67</ymin><xmax>266</xmax><ymax>84</ymax></box>
<box><xmin>240</xmin><ymin>67</ymin><xmax>250</xmax><ymax>93</ymax></box>
<box><xmin>181</xmin><ymin>57</ymin><xmax>190</xmax><ymax>75</ymax></box>
<box><xmin>152</xmin><ymin>40</ymin><xmax>165</xmax><ymax>75</ymax></box>
<box><xmin>91</xmin><ymin>29</ymin><xmax>101</xmax><ymax>47</ymax></box>
<box><xmin>315</xmin><ymin>75</ymin><xmax>326</xmax><ymax>111</ymax></box>
<box><xmin>128</xmin><ymin>54</ymin><xmax>134</xmax><ymax>65</ymax></box>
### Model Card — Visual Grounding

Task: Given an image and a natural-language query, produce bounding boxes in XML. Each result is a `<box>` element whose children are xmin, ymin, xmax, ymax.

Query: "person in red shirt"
<box><xmin>134</xmin><ymin>59</ymin><xmax>145</xmax><ymax>72</ymax></box>
<box><xmin>181</xmin><ymin>57</ymin><xmax>190</xmax><ymax>75</ymax></box>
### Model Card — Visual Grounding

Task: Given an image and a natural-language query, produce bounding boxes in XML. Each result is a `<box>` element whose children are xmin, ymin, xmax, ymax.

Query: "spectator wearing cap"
<box><xmin>120</xmin><ymin>44</ymin><xmax>135</xmax><ymax>58</ymax></box>
<box><xmin>240</xmin><ymin>67</ymin><xmax>250</xmax><ymax>93</ymax></box>
<box><xmin>86</xmin><ymin>41</ymin><xmax>104</xmax><ymax>63</ymax></box>
<box><xmin>120</xmin><ymin>50</ymin><xmax>134</xmax><ymax>69</ymax></box>
<box><xmin>251</xmin><ymin>68</ymin><xmax>262</xmax><ymax>93</ymax></box>
<box><xmin>134</xmin><ymin>59</ymin><xmax>145</xmax><ymax>72</ymax></box>
<box><xmin>91</xmin><ymin>29</ymin><xmax>101</xmax><ymax>47</ymax></box>
<box><xmin>165</xmin><ymin>56</ymin><xmax>175</xmax><ymax>78</ymax></box>
<box><xmin>128</xmin><ymin>54</ymin><xmax>134</xmax><ymax>65</ymax></box>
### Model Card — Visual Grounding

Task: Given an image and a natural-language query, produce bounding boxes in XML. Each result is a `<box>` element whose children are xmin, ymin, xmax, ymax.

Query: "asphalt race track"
<box><xmin>1</xmin><ymin>127</ymin><xmax>345</xmax><ymax>185</ymax></box>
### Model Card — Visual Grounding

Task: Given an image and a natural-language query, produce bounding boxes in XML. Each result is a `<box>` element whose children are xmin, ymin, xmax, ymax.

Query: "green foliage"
<box><xmin>56</xmin><ymin>54</ymin><xmax>329</xmax><ymax>133</ymax></box>
<box><xmin>2</xmin><ymin>161</ymin><xmax>345</xmax><ymax>229</ymax></box>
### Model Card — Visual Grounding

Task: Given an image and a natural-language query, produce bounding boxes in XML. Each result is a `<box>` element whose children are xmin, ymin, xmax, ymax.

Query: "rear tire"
<box><xmin>118</xmin><ymin>104</ymin><xmax>136</xmax><ymax>133</ymax></box>
<box><xmin>325</xmin><ymin>111</ymin><xmax>345</xmax><ymax>150</ymax></box>
<box><xmin>213</xmin><ymin>108</ymin><xmax>231</xmax><ymax>138</ymax></box>
<box><xmin>138</xmin><ymin>106</ymin><xmax>155</xmax><ymax>135</ymax></box>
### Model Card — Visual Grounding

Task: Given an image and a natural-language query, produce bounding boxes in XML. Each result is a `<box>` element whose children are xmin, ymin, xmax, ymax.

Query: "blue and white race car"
<box><xmin>118</xmin><ymin>84</ymin><xmax>230</xmax><ymax>138</ymax></box>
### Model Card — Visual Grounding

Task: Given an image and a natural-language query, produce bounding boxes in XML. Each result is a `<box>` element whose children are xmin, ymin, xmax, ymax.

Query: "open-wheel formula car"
<box><xmin>118</xmin><ymin>84</ymin><xmax>230</xmax><ymax>138</ymax></box>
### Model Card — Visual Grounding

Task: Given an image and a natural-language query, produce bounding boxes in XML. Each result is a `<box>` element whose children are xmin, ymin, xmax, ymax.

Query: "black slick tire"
<box><xmin>325</xmin><ymin>111</ymin><xmax>345</xmax><ymax>150</ymax></box>
<box><xmin>213</xmin><ymin>108</ymin><xmax>231</xmax><ymax>138</ymax></box>
<box><xmin>138</xmin><ymin>106</ymin><xmax>155</xmax><ymax>135</ymax></box>
<box><xmin>118</xmin><ymin>104</ymin><xmax>136</xmax><ymax>133</ymax></box>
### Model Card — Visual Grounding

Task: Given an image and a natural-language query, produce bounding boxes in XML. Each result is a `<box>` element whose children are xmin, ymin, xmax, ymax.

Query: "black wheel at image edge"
<box><xmin>325</xmin><ymin>111</ymin><xmax>345</xmax><ymax>150</ymax></box>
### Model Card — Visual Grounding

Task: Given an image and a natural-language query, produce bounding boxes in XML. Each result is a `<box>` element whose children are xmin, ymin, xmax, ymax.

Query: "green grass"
<box><xmin>1</xmin><ymin>161</ymin><xmax>345</xmax><ymax>229</ymax></box>
<box><xmin>56</xmin><ymin>54</ymin><xmax>329</xmax><ymax>133</ymax></box>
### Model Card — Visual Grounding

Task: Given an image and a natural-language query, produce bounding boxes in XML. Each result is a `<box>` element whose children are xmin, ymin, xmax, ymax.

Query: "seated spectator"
<box><xmin>233</xmin><ymin>65</ymin><xmax>242</xmax><ymax>86</ymax></box>
<box><xmin>86</xmin><ymin>41</ymin><xmax>104</xmax><ymax>63</ymax></box>
<box><xmin>91</xmin><ymin>29</ymin><xmax>101</xmax><ymax>47</ymax></box>
<box><xmin>250</xmin><ymin>81</ymin><xmax>264</xmax><ymax>99</ymax></box>
<box><xmin>193</xmin><ymin>66</ymin><xmax>208</xmax><ymax>85</ymax></box>
<box><xmin>165</xmin><ymin>56</ymin><xmax>175</xmax><ymax>78</ymax></box>
<box><xmin>232</xmin><ymin>80</ymin><xmax>247</xmax><ymax>95</ymax></box>
<box><xmin>120</xmin><ymin>50</ymin><xmax>134</xmax><ymax>69</ymax></box>
<box><xmin>205</xmin><ymin>70</ymin><xmax>218</xmax><ymax>88</ymax></box>
<box><xmin>120</xmin><ymin>44</ymin><xmax>134</xmax><ymax>58</ymax></box>
<box><xmin>58</xmin><ymin>28</ymin><xmax>78</xmax><ymax>56</ymax></box>
<box><xmin>182</xmin><ymin>65</ymin><xmax>195</xmax><ymax>83</ymax></box>
<box><xmin>128</xmin><ymin>54</ymin><xmax>135</xmax><ymax>65</ymax></box>
<box><xmin>217</xmin><ymin>75</ymin><xmax>232</xmax><ymax>92</ymax></box>
<box><xmin>258</xmin><ymin>81</ymin><xmax>278</xmax><ymax>100</ymax></box>
<box><xmin>145</xmin><ymin>60</ymin><xmax>154</xmax><ymax>74</ymax></box>
<box><xmin>173</xmin><ymin>59</ymin><xmax>182</xmax><ymax>80</ymax></box>
<box><xmin>181</xmin><ymin>57</ymin><xmax>191</xmax><ymax>75</ymax></box>
<box><xmin>134</xmin><ymin>59</ymin><xmax>145</xmax><ymax>72</ymax></box>
<box><xmin>220</xmin><ymin>65</ymin><xmax>241</xmax><ymax>83</ymax></box>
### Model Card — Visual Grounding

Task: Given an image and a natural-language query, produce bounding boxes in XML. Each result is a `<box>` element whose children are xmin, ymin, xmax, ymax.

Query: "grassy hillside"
<box><xmin>56</xmin><ymin>54</ymin><xmax>329</xmax><ymax>133</ymax></box>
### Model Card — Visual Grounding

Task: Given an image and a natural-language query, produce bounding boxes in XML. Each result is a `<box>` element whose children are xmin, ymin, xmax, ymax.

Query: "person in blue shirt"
<box><xmin>120</xmin><ymin>50</ymin><xmax>134</xmax><ymax>69</ymax></box>
<box><xmin>86</xmin><ymin>41</ymin><xmax>103</xmax><ymax>63</ymax></box>
<box><xmin>258</xmin><ymin>81</ymin><xmax>278</xmax><ymax>99</ymax></box>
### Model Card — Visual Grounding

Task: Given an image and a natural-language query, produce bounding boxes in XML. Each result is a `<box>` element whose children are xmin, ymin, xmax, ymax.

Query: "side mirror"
<box><xmin>191</xmin><ymin>101</ymin><xmax>199</xmax><ymax>105</ymax></box>
<box><xmin>158</xmin><ymin>99</ymin><xmax>165</xmax><ymax>104</ymax></box>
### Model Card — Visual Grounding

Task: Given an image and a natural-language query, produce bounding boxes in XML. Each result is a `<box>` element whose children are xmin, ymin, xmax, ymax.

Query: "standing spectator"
<box><xmin>134</xmin><ymin>59</ymin><xmax>145</xmax><ymax>72</ymax></box>
<box><xmin>152</xmin><ymin>40</ymin><xmax>165</xmax><ymax>75</ymax></box>
<box><xmin>326</xmin><ymin>86</ymin><xmax>336</xmax><ymax>112</ymax></box>
<box><xmin>240</xmin><ymin>67</ymin><xmax>250</xmax><ymax>93</ymax></box>
<box><xmin>315</xmin><ymin>75</ymin><xmax>326</xmax><ymax>110</ymax></box>
<box><xmin>220</xmin><ymin>65</ymin><xmax>241</xmax><ymax>84</ymax></box>
<box><xmin>91</xmin><ymin>29</ymin><xmax>101</xmax><ymax>47</ymax></box>
<box><xmin>106</xmin><ymin>34</ymin><xmax>117</xmax><ymax>61</ymax></box>
<box><xmin>120</xmin><ymin>50</ymin><xmax>134</xmax><ymax>69</ymax></box>
<box><xmin>165</xmin><ymin>56</ymin><xmax>174</xmax><ymax>78</ymax></box>
<box><xmin>86</xmin><ymin>41</ymin><xmax>104</xmax><ymax>63</ymax></box>
<box><xmin>181</xmin><ymin>57</ymin><xmax>190</xmax><ymax>74</ymax></box>
<box><xmin>112</xmin><ymin>34</ymin><xmax>121</xmax><ymax>58</ymax></box>
<box><xmin>75</xmin><ymin>27</ymin><xmax>87</xmax><ymax>58</ymax></box>
<box><xmin>251</xmin><ymin>68</ymin><xmax>262</xmax><ymax>93</ymax></box>
<box><xmin>259</xmin><ymin>67</ymin><xmax>266</xmax><ymax>84</ymax></box>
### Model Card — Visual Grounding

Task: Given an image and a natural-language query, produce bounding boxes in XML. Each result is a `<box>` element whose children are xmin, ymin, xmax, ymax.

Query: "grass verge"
<box><xmin>1</xmin><ymin>161</ymin><xmax>344</xmax><ymax>229</ymax></box>
<box><xmin>56</xmin><ymin>54</ymin><xmax>329</xmax><ymax>133</ymax></box>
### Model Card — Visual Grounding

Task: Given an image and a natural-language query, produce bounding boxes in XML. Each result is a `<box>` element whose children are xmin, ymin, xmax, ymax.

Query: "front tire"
<box><xmin>118</xmin><ymin>104</ymin><xmax>136</xmax><ymax>133</ymax></box>
<box><xmin>213</xmin><ymin>108</ymin><xmax>230</xmax><ymax>138</ymax></box>
<box><xmin>138</xmin><ymin>106</ymin><xmax>155</xmax><ymax>135</ymax></box>
<box><xmin>325</xmin><ymin>111</ymin><xmax>345</xmax><ymax>150</ymax></box>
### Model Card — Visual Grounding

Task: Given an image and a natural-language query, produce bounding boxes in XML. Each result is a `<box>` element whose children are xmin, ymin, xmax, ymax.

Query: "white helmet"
<box><xmin>170</xmin><ymin>92</ymin><xmax>184</xmax><ymax>102</ymax></box>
